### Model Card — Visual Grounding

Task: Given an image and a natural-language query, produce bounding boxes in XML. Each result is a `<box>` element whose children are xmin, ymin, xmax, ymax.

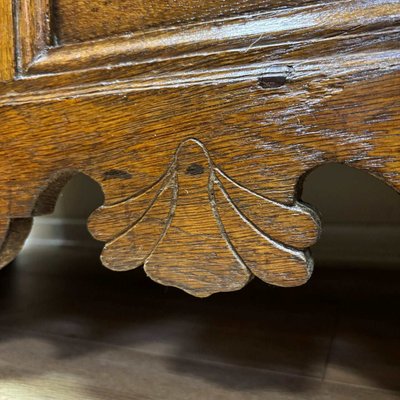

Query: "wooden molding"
<box><xmin>1</xmin><ymin>50</ymin><xmax>398</xmax><ymax>106</ymax></box>
<box><xmin>12</xmin><ymin>0</ymin><xmax>400</xmax><ymax>76</ymax></box>
<box><xmin>15</xmin><ymin>0</ymin><xmax>51</xmax><ymax>73</ymax></box>
<box><xmin>0</xmin><ymin>0</ymin><xmax>15</xmax><ymax>81</ymax></box>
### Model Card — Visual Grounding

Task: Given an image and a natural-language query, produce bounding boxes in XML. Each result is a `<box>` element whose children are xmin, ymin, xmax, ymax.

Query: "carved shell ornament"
<box><xmin>88</xmin><ymin>139</ymin><xmax>320</xmax><ymax>297</ymax></box>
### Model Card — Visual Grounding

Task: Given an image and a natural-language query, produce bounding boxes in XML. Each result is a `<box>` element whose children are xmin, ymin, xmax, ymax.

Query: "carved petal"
<box><xmin>88</xmin><ymin>172</ymin><xmax>171</xmax><ymax>242</ymax></box>
<box><xmin>214</xmin><ymin>183</ymin><xmax>312</xmax><ymax>287</ymax></box>
<box><xmin>145</xmin><ymin>140</ymin><xmax>251</xmax><ymax>297</ymax></box>
<box><xmin>100</xmin><ymin>183</ymin><xmax>175</xmax><ymax>271</ymax></box>
<box><xmin>216</xmin><ymin>170</ymin><xmax>320</xmax><ymax>249</ymax></box>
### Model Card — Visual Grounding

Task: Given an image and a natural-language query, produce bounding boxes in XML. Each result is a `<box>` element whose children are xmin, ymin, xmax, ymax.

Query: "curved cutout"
<box><xmin>0</xmin><ymin>171</ymin><xmax>104</xmax><ymax>269</ymax></box>
<box><xmin>33</xmin><ymin>169</ymin><xmax>80</xmax><ymax>216</ymax></box>
<box><xmin>301</xmin><ymin>163</ymin><xmax>400</xmax><ymax>266</ymax></box>
<box><xmin>0</xmin><ymin>218</ymin><xmax>33</xmax><ymax>269</ymax></box>
<box><xmin>4</xmin><ymin>162</ymin><xmax>398</xmax><ymax>295</ymax></box>
<box><xmin>41</xmin><ymin>172</ymin><xmax>104</xmax><ymax>220</ymax></box>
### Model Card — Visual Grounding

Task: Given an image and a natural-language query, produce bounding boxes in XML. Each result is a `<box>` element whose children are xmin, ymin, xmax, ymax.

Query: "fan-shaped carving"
<box><xmin>88</xmin><ymin>139</ymin><xmax>320</xmax><ymax>297</ymax></box>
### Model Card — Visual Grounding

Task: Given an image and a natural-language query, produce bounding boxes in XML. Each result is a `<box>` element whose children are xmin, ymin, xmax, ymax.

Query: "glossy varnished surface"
<box><xmin>1</xmin><ymin>66</ymin><xmax>399</xmax><ymax>295</ymax></box>
<box><xmin>0</xmin><ymin>245</ymin><xmax>399</xmax><ymax>399</ymax></box>
<box><xmin>53</xmin><ymin>0</ymin><xmax>307</xmax><ymax>43</ymax></box>
<box><xmin>0</xmin><ymin>0</ymin><xmax>399</xmax><ymax>295</ymax></box>
<box><xmin>0</xmin><ymin>0</ymin><xmax>14</xmax><ymax>81</ymax></box>
<box><xmin>11</xmin><ymin>0</ymin><xmax>400</xmax><ymax>74</ymax></box>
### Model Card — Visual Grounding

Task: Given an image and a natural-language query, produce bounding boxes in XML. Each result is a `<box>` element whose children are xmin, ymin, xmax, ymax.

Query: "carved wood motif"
<box><xmin>0</xmin><ymin>0</ymin><xmax>399</xmax><ymax>296</ymax></box>
<box><xmin>88</xmin><ymin>139</ymin><xmax>319</xmax><ymax>296</ymax></box>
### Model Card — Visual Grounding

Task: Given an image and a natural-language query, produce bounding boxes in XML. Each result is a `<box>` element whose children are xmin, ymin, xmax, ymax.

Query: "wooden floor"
<box><xmin>0</xmin><ymin>245</ymin><xmax>399</xmax><ymax>400</ymax></box>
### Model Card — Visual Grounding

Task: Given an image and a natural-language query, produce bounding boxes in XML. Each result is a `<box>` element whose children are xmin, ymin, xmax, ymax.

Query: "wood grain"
<box><xmin>88</xmin><ymin>139</ymin><xmax>319</xmax><ymax>296</ymax></box>
<box><xmin>21</xmin><ymin>0</ymin><xmax>400</xmax><ymax>75</ymax></box>
<box><xmin>0</xmin><ymin>0</ymin><xmax>15</xmax><ymax>81</ymax></box>
<box><xmin>53</xmin><ymin>0</ymin><xmax>313</xmax><ymax>44</ymax></box>
<box><xmin>0</xmin><ymin>0</ymin><xmax>399</xmax><ymax>296</ymax></box>
<box><xmin>16</xmin><ymin>0</ymin><xmax>51</xmax><ymax>72</ymax></box>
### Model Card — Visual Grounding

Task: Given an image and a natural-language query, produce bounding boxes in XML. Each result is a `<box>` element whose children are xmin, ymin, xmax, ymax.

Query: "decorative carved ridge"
<box><xmin>12</xmin><ymin>0</ymin><xmax>400</xmax><ymax>76</ymax></box>
<box><xmin>88</xmin><ymin>139</ymin><xmax>320</xmax><ymax>297</ymax></box>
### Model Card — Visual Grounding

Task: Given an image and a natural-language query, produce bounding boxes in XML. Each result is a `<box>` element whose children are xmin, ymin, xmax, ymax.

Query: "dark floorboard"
<box><xmin>0</xmin><ymin>245</ymin><xmax>399</xmax><ymax>399</ymax></box>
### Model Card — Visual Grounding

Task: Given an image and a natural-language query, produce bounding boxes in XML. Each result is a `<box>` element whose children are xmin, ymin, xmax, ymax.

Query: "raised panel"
<box><xmin>14</xmin><ymin>0</ymin><xmax>400</xmax><ymax>76</ymax></box>
<box><xmin>52</xmin><ymin>0</ymin><xmax>316</xmax><ymax>44</ymax></box>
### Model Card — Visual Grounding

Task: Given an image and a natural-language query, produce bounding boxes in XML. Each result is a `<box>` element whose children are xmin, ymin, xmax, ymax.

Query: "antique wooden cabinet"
<box><xmin>0</xmin><ymin>0</ymin><xmax>399</xmax><ymax>297</ymax></box>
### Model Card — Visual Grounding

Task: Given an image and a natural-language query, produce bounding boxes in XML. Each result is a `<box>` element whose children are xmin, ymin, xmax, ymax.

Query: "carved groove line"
<box><xmin>110</xmin><ymin>171</ymin><xmax>174</xmax><ymax>238</ymax></box>
<box><xmin>208</xmin><ymin>165</ymin><xmax>249</xmax><ymax>277</ymax></box>
<box><xmin>215</xmin><ymin>178</ymin><xmax>310</xmax><ymax>263</ymax></box>
<box><xmin>88</xmin><ymin>138</ymin><xmax>320</xmax><ymax>297</ymax></box>
<box><xmin>144</xmin><ymin>173</ymin><xmax>179</xmax><ymax>270</ymax></box>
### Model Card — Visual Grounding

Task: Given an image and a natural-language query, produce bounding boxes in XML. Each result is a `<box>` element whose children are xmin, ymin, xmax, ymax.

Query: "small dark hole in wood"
<box><xmin>103</xmin><ymin>169</ymin><xmax>132</xmax><ymax>180</ymax></box>
<box><xmin>186</xmin><ymin>164</ymin><xmax>204</xmax><ymax>176</ymax></box>
<box><xmin>258</xmin><ymin>76</ymin><xmax>287</xmax><ymax>88</ymax></box>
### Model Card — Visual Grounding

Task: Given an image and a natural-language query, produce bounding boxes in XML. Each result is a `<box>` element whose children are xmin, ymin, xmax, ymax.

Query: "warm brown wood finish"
<box><xmin>9</xmin><ymin>0</ymin><xmax>399</xmax><ymax>75</ymax></box>
<box><xmin>0</xmin><ymin>0</ymin><xmax>399</xmax><ymax>296</ymax></box>
<box><xmin>0</xmin><ymin>0</ymin><xmax>14</xmax><ymax>81</ymax></box>
<box><xmin>15</xmin><ymin>0</ymin><xmax>52</xmax><ymax>72</ymax></box>
<box><xmin>53</xmin><ymin>0</ymin><xmax>311</xmax><ymax>44</ymax></box>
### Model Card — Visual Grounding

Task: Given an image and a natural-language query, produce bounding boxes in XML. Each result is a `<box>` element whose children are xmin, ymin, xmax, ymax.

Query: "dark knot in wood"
<box><xmin>186</xmin><ymin>163</ymin><xmax>205</xmax><ymax>176</ymax></box>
